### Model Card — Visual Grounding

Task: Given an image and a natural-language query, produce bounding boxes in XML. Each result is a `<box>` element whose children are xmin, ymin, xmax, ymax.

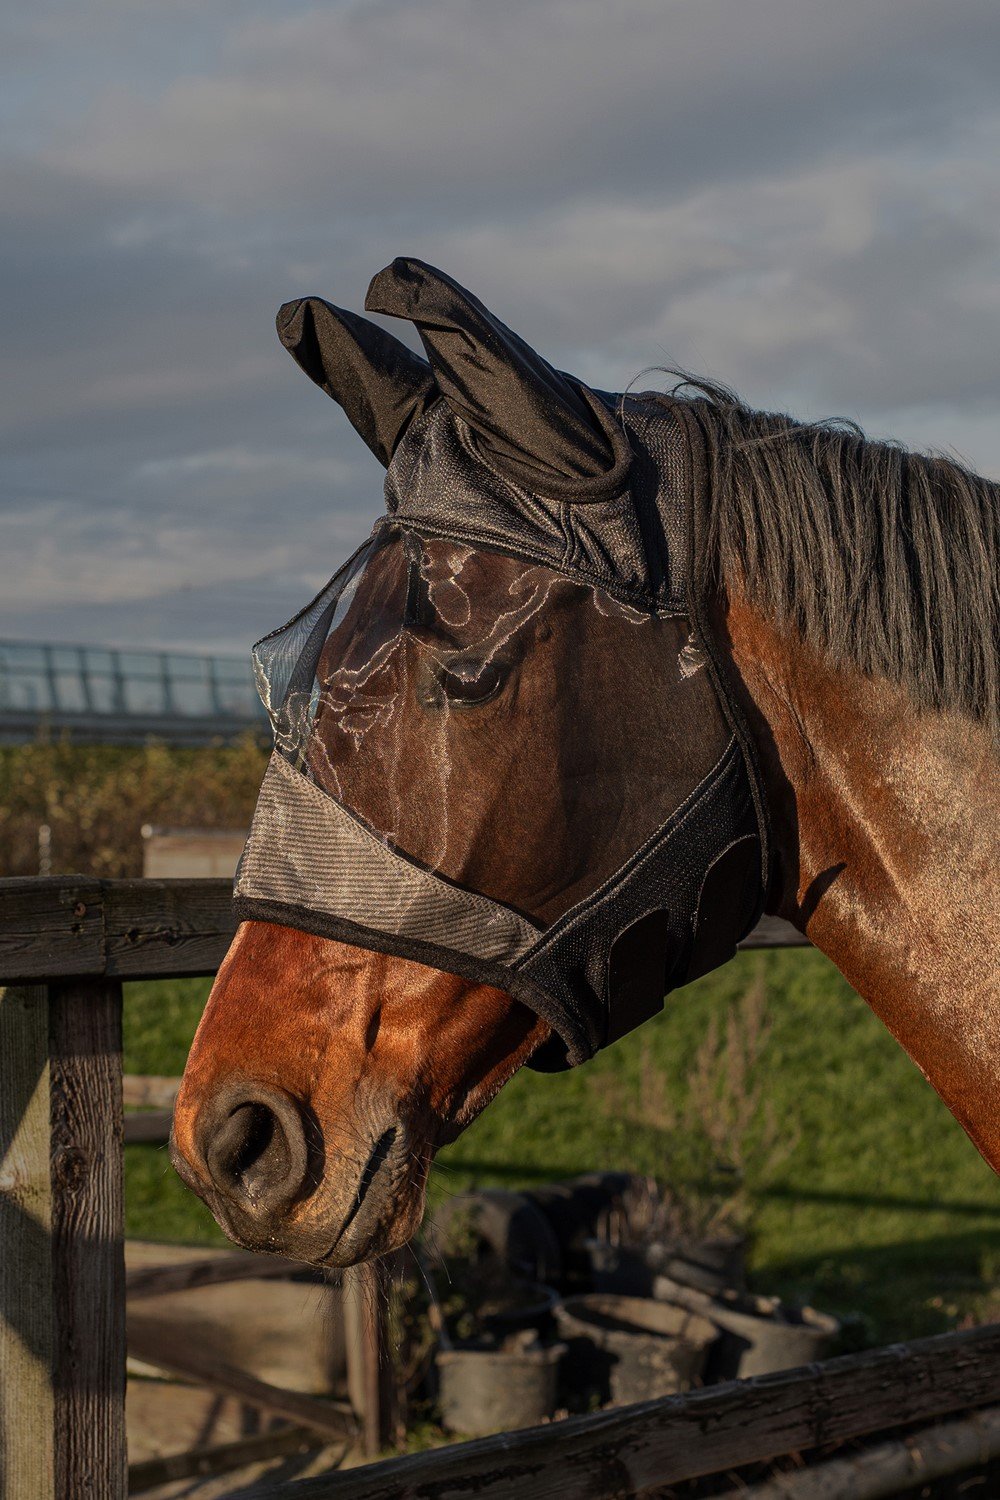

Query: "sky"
<box><xmin>3</xmin><ymin>0</ymin><xmax>999</xmax><ymax>654</ymax></box>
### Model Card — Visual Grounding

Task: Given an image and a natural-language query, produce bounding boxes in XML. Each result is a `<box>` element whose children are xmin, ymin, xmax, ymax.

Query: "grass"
<box><xmin>124</xmin><ymin>947</ymin><xmax>1000</xmax><ymax>1346</ymax></box>
<box><xmin>122</xmin><ymin>974</ymin><xmax>230</xmax><ymax>1246</ymax></box>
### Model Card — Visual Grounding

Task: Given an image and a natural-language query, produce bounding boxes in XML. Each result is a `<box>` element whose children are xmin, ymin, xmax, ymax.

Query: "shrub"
<box><xmin>0</xmin><ymin>734</ymin><xmax>268</xmax><ymax>877</ymax></box>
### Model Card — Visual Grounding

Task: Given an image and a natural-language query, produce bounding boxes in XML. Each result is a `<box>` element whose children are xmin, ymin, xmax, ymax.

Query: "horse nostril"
<box><xmin>212</xmin><ymin>1103</ymin><xmax>279</xmax><ymax>1194</ymax></box>
<box><xmin>201</xmin><ymin>1085</ymin><xmax>309</xmax><ymax>1217</ymax></box>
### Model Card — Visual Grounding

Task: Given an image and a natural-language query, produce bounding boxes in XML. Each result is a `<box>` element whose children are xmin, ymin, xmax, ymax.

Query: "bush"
<box><xmin>0</xmin><ymin>734</ymin><xmax>268</xmax><ymax>877</ymax></box>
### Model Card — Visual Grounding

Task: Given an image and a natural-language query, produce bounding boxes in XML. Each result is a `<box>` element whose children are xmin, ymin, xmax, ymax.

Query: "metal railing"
<box><xmin>0</xmin><ymin>639</ymin><xmax>266</xmax><ymax>745</ymax></box>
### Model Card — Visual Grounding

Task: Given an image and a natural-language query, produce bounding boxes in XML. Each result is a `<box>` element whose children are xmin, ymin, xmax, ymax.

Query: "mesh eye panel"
<box><xmin>250</xmin><ymin>525</ymin><xmax>730</xmax><ymax>928</ymax></box>
<box><xmin>253</xmin><ymin>535</ymin><xmax>381</xmax><ymax>757</ymax></box>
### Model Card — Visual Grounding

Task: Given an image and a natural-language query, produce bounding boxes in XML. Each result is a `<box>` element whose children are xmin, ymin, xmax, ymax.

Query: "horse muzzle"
<box><xmin>169</xmin><ymin>1076</ymin><xmax>426</xmax><ymax>1265</ymax></box>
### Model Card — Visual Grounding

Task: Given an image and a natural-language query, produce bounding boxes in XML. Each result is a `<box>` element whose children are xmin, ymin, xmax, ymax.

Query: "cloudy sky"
<box><xmin>3</xmin><ymin>0</ymin><xmax>999</xmax><ymax>653</ymax></box>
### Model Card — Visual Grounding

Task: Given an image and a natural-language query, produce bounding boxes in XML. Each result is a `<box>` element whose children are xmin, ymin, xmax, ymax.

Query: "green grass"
<box><xmin>123</xmin><ymin>975</ymin><xmax>230</xmax><ymax>1246</ymax></box>
<box><xmin>124</xmin><ymin>949</ymin><xmax>1000</xmax><ymax>1345</ymax></box>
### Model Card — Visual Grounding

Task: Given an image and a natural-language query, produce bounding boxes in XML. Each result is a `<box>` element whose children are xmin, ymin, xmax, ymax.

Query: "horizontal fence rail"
<box><xmin>246</xmin><ymin>1321</ymin><xmax>1000</xmax><ymax>1500</ymax></box>
<box><xmin>0</xmin><ymin>877</ymin><xmax>238</xmax><ymax>984</ymax></box>
<box><xmin>0</xmin><ymin>878</ymin><xmax>810</xmax><ymax>988</ymax></box>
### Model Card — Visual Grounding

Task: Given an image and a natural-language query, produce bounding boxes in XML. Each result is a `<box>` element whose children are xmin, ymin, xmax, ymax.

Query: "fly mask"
<box><xmin>234</xmin><ymin>258</ymin><xmax>770</xmax><ymax>1070</ymax></box>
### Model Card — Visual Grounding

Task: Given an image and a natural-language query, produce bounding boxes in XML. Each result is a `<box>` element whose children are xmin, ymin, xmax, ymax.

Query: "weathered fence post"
<box><xmin>49</xmin><ymin>978</ymin><xmax>127</xmax><ymax>1499</ymax></box>
<box><xmin>1</xmin><ymin>985</ymin><xmax>55</xmax><ymax>1499</ymax></box>
<box><xmin>0</xmin><ymin>979</ymin><xmax>127</xmax><ymax>1500</ymax></box>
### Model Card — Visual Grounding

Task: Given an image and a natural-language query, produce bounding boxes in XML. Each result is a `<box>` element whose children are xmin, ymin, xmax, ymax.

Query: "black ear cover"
<box><xmin>276</xmin><ymin>296</ymin><xmax>437</xmax><ymax>467</ymax></box>
<box><xmin>365</xmin><ymin>257</ymin><xmax>631</xmax><ymax>500</ymax></box>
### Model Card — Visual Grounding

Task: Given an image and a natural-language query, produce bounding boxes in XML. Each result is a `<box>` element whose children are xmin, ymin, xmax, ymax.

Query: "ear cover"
<box><xmin>276</xmin><ymin>296</ymin><xmax>438</xmax><ymax>468</ymax></box>
<box><xmin>365</xmin><ymin>257</ymin><xmax>632</xmax><ymax>501</ymax></box>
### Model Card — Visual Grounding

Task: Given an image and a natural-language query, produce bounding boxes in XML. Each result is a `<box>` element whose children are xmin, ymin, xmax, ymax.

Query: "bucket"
<box><xmin>656</xmin><ymin>1232</ymin><xmax>747</xmax><ymax>1294</ymax></box>
<box><xmin>652</xmin><ymin>1276</ymin><xmax>840</xmax><ymax>1379</ymax></box>
<box><xmin>436</xmin><ymin>1338</ymin><xmax>565</xmax><ymax>1436</ymax></box>
<box><xmin>585</xmin><ymin>1239</ymin><xmax>655</xmax><ymax>1297</ymax></box>
<box><xmin>554</xmin><ymin>1293</ymin><xmax>717</xmax><ymax>1407</ymax></box>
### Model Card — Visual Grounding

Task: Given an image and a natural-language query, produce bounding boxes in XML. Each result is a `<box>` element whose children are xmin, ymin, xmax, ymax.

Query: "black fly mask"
<box><xmin>235</xmin><ymin>258</ymin><xmax>770</xmax><ymax>1069</ymax></box>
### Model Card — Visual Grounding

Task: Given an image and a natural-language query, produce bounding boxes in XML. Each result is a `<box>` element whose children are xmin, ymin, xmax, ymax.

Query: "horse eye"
<box><xmin>422</xmin><ymin>656</ymin><xmax>506</xmax><ymax>709</ymax></box>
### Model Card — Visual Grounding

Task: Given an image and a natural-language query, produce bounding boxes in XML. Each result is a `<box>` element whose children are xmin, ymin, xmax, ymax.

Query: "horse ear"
<box><xmin>364</xmin><ymin>258</ymin><xmax>631</xmax><ymax>501</ymax></box>
<box><xmin>276</xmin><ymin>297</ymin><xmax>438</xmax><ymax>468</ymax></box>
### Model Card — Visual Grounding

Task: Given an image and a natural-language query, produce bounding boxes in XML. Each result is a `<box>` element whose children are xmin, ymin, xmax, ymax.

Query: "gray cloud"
<box><xmin>3</xmin><ymin>0</ymin><xmax>998</xmax><ymax>651</ymax></box>
<box><xmin>46</xmin><ymin>1</ymin><xmax>1000</xmax><ymax>211</ymax></box>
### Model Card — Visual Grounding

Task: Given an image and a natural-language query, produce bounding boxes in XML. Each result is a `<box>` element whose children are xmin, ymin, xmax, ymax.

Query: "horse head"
<box><xmin>168</xmin><ymin>258</ymin><xmax>771</xmax><ymax>1264</ymax></box>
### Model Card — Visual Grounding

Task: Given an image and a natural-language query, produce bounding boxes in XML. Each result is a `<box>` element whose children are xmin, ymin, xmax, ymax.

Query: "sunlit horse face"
<box><xmin>172</xmin><ymin>531</ymin><xmax>725</xmax><ymax>1264</ymax></box>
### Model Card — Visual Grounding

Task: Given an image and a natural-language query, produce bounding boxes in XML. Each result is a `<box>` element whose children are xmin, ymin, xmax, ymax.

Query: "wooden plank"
<box><xmin>102</xmin><ymin>879</ymin><xmax>236</xmax><ymax>979</ymax></box>
<box><xmin>127</xmin><ymin>1314</ymin><xmax>356</xmax><ymax>1442</ymax></box>
<box><xmin>142</xmin><ymin>828</ymin><xmax>247</xmax><ymax>881</ymax></box>
<box><xmin>126</xmin><ymin>1250</ymin><xmax>318</xmax><ymax>1300</ymax></box>
<box><xmin>242</xmin><ymin>1321</ymin><xmax>1000</xmax><ymax>1500</ymax></box>
<box><xmin>0</xmin><ymin>878</ymin><xmax>235</xmax><ymax>984</ymax></box>
<box><xmin>343</xmin><ymin>1262</ymin><xmax>395</xmax><ymax>1459</ymax></box>
<box><xmin>122</xmin><ymin>1075</ymin><xmax>180</xmax><ymax>1109</ymax></box>
<box><xmin>123</xmin><ymin>1111</ymin><xmax>172</xmax><ymax>1145</ymax></box>
<box><xmin>49</xmin><ymin>978</ymin><xmax>127</xmax><ymax>1500</ymax></box>
<box><xmin>125</xmin><ymin>1372</ymin><xmax>283</xmax><ymax>1469</ymax></box>
<box><xmin>0</xmin><ymin>985</ymin><xmax>54</xmax><ymax>1500</ymax></box>
<box><xmin>727</xmin><ymin>1401</ymin><xmax>1000</xmax><ymax>1499</ymax></box>
<box><xmin>127</xmin><ymin>1425</ymin><xmax>329</xmax><ymax>1495</ymax></box>
<box><xmin>0</xmin><ymin>879</ymin><xmax>802</xmax><ymax>987</ymax></box>
<box><xmin>122</xmin><ymin>1078</ymin><xmax>179</xmax><ymax>1145</ymax></box>
<box><xmin>0</xmin><ymin>881</ymin><xmax>103</xmax><ymax>982</ymax></box>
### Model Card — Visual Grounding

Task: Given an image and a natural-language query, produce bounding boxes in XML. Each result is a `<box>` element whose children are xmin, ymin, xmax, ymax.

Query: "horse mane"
<box><xmin>659</xmin><ymin>378</ymin><xmax>1000</xmax><ymax>738</ymax></box>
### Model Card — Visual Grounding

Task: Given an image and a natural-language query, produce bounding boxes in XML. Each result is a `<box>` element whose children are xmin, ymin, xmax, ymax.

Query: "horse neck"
<box><xmin>721</xmin><ymin>589</ymin><xmax>1000</xmax><ymax>1169</ymax></box>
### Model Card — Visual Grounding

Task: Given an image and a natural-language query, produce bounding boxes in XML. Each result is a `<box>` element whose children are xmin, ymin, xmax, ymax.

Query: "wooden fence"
<box><xmin>2</xmin><ymin>876</ymin><xmax>998</xmax><ymax>1500</ymax></box>
<box><xmin>0</xmin><ymin>877</ymin><xmax>378</xmax><ymax>1499</ymax></box>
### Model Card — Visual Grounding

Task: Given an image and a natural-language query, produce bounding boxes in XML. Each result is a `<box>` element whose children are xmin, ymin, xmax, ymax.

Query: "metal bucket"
<box><xmin>656</xmin><ymin>1232</ymin><xmax>748</xmax><ymax>1294</ymax></box>
<box><xmin>554</xmin><ymin>1293</ymin><xmax>717</xmax><ymax>1406</ymax></box>
<box><xmin>425</xmin><ymin>1189</ymin><xmax>562</xmax><ymax>1285</ymax></box>
<box><xmin>586</xmin><ymin>1239</ymin><xmax>656</xmax><ymax>1296</ymax></box>
<box><xmin>479</xmin><ymin>1281</ymin><xmax>559</xmax><ymax>1337</ymax></box>
<box><xmin>525</xmin><ymin>1174</ymin><xmax>637</xmax><ymax>1290</ymax></box>
<box><xmin>653</xmin><ymin>1275</ymin><xmax>840</xmax><ymax>1378</ymax></box>
<box><xmin>436</xmin><ymin>1340</ymin><xmax>565</xmax><ymax>1436</ymax></box>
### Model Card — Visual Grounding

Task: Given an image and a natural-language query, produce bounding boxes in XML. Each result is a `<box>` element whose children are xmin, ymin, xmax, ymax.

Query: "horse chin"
<box><xmin>312</xmin><ymin>1128</ymin><xmax>432</xmax><ymax>1269</ymax></box>
<box><xmin>320</xmin><ymin>1180</ymin><xmax>428</xmax><ymax>1269</ymax></box>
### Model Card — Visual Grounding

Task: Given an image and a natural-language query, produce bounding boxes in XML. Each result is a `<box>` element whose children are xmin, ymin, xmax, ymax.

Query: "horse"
<box><xmin>170</xmin><ymin>258</ymin><xmax>999</xmax><ymax>1269</ymax></box>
